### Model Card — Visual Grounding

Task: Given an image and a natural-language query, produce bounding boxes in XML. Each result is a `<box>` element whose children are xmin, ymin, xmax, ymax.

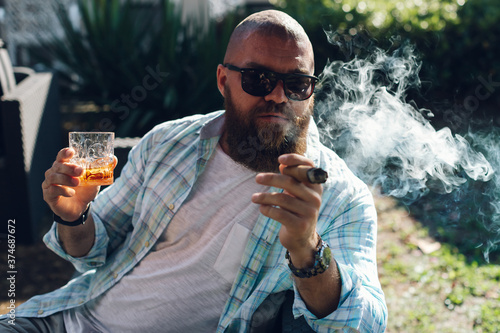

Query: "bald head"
<box><xmin>223</xmin><ymin>10</ymin><xmax>314</xmax><ymax>67</ymax></box>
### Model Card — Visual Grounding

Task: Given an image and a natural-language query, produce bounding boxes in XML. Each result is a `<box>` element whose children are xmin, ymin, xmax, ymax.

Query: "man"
<box><xmin>1</xmin><ymin>10</ymin><xmax>387</xmax><ymax>332</ymax></box>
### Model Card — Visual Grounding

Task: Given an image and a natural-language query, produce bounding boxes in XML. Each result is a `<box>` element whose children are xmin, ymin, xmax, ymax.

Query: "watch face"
<box><xmin>322</xmin><ymin>245</ymin><xmax>332</xmax><ymax>266</ymax></box>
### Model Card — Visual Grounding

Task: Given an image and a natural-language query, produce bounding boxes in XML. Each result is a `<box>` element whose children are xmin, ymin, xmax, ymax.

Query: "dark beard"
<box><xmin>222</xmin><ymin>87</ymin><xmax>312</xmax><ymax>172</ymax></box>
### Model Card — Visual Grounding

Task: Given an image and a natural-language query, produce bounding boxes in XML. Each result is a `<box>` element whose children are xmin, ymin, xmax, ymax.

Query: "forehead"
<box><xmin>233</xmin><ymin>32</ymin><xmax>314</xmax><ymax>74</ymax></box>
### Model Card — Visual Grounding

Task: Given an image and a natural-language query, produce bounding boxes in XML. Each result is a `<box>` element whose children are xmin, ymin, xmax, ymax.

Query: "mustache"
<box><xmin>254</xmin><ymin>102</ymin><xmax>288</xmax><ymax>113</ymax></box>
<box><xmin>251</xmin><ymin>102</ymin><xmax>296</xmax><ymax>120</ymax></box>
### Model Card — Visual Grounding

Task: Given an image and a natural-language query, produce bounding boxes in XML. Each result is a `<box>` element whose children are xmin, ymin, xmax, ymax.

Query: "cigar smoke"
<box><xmin>314</xmin><ymin>34</ymin><xmax>498</xmax><ymax>260</ymax></box>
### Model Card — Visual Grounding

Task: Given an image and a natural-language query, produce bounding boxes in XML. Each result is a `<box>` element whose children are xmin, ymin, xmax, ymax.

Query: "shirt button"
<box><xmin>38</xmin><ymin>309</ymin><xmax>44</xmax><ymax>315</ymax></box>
<box><xmin>168</xmin><ymin>203</ymin><xmax>175</xmax><ymax>210</ymax></box>
<box><xmin>145</xmin><ymin>241</ymin><xmax>150</xmax><ymax>247</ymax></box>
<box><xmin>113</xmin><ymin>273</ymin><xmax>118</xmax><ymax>279</ymax></box>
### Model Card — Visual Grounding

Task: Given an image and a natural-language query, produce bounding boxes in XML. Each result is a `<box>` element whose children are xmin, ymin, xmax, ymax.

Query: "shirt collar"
<box><xmin>199</xmin><ymin>111</ymin><xmax>225</xmax><ymax>140</ymax></box>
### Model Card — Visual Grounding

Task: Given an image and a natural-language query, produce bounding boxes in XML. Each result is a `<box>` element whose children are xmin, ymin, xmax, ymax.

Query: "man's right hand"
<box><xmin>42</xmin><ymin>148</ymin><xmax>100</xmax><ymax>222</ymax></box>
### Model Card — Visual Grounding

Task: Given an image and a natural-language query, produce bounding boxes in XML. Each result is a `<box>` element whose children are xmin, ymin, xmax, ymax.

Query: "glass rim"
<box><xmin>69</xmin><ymin>131</ymin><xmax>115</xmax><ymax>135</ymax></box>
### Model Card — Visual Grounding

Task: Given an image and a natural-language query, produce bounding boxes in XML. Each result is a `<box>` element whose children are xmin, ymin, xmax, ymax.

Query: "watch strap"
<box><xmin>53</xmin><ymin>204</ymin><xmax>91</xmax><ymax>226</ymax></box>
<box><xmin>286</xmin><ymin>237</ymin><xmax>331</xmax><ymax>278</ymax></box>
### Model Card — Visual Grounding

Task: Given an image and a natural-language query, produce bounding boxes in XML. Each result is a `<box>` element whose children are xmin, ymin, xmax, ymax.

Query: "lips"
<box><xmin>256</xmin><ymin>113</ymin><xmax>290</xmax><ymax>121</ymax></box>
<box><xmin>251</xmin><ymin>103</ymin><xmax>295</xmax><ymax>124</ymax></box>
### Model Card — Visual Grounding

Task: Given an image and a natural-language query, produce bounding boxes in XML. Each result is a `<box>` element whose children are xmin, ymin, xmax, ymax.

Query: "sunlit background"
<box><xmin>0</xmin><ymin>1</ymin><xmax>499</xmax><ymax>331</ymax></box>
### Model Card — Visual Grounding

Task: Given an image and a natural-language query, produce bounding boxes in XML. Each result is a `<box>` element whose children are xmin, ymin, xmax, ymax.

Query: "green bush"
<box><xmin>39</xmin><ymin>0</ymin><xmax>238</xmax><ymax>137</ymax></box>
<box><xmin>273</xmin><ymin>0</ymin><xmax>500</xmax><ymax>125</ymax></box>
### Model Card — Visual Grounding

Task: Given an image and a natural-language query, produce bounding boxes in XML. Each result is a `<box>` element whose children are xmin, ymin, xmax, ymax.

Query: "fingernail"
<box><xmin>75</xmin><ymin>166</ymin><xmax>83</xmax><ymax>175</ymax></box>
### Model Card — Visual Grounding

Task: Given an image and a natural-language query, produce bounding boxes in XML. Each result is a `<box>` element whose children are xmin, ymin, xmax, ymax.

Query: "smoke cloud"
<box><xmin>314</xmin><ymin>34</ymin><xmax>498</xmax><ymax>260</ymax></box>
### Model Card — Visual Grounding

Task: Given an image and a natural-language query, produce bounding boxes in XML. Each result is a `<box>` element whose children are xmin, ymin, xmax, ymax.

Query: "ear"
<box><xmin>216</xmin><ymin>64</ymin><xmax>227</xmax><ymax>97</ymax></box>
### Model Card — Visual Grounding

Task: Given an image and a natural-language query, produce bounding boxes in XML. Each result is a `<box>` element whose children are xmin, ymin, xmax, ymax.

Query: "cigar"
<box><xmin>282</xmin><ymin>165</ymin><xmax>328</xmax><ymax>184</ymax></box>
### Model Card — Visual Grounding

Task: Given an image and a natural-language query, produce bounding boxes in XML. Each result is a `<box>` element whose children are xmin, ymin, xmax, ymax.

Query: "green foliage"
<box><xmin>40</xmin><ymin>0</ymin><xmax>238</xmax><ymax>136</ymax></box>
<box><xmin>477</xmin><ymin>301</ymin><xmax>500</xmax><ymax>332</ymax></box>
<box><xmin>42</xmin><ymin>0</ymin><xmax>500</xmax><ymax>137</ymax></box>
<box><xmin>273</xmin><ymin>0</ymin><xmax>500</xmax><ymax>122</ymax></box>
<box><xmin>379</xmin><ymin>229</ymin><xmax>500</xmax><ymax>331</ymax></box>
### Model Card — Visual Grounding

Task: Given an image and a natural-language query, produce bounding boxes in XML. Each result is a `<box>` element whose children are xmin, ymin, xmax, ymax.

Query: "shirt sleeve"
<box><xmin>291</xmin><ymin>184</ymin><xmax>388</xmax><ymax>332</ymax></box>
<box><xmin>42</xmin><ymin>131</ymin><xmax>153</xmax><ymax>273</ymax></box>
<box><xmin>42</xmin><ymin>213</ymin><xmax>110</xmax><ymax>273</ymax></box>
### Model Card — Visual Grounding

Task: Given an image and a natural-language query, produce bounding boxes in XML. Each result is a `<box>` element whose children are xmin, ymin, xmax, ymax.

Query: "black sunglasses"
<box><xmin>223</xmin><ymin>64</ymin><xmax>319</xmax><ymax>101</ymax></box>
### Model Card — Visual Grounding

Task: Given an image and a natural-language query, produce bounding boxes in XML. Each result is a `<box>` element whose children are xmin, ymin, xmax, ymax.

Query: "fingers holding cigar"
<box><xmin>253</xmin><ymin>154</ymin><xmax>325</xmax><ymax>250</ymax></box>
<box><xmin>281</xmin><ymin>165</ymin><xmax>328</xmax><ymax>184</ymax></box>
<box><xmin>278</xmin><ymin>154</ymin><xmax>328</xmax><ymax>184</ymax></box>
<box><xmin>253</xmin><ymin>153</ymin><xmax>326</xmax><ymax>213</ymax></box>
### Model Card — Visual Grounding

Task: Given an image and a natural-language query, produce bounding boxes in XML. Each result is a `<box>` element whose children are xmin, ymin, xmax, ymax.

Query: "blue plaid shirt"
<box><xmin>11</xmin><ymin>111</ymin><xmax>387</xmax><ymax>332</ymax></box>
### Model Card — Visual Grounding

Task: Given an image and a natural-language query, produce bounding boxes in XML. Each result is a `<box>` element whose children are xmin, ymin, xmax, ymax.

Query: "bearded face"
<box><xmin>222</xmin><ymin>84</ymin><xmax>313</xmax><ymax>172</ymax></box>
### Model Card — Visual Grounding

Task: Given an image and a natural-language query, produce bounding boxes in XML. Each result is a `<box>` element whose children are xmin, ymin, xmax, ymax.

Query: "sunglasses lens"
<box><xmin>241</xmin><ymin>69</ymin><xmax>277</xmax><ymax>96</ymax></box>
<box><xmin>284</xmin><ymin>76</ymin><xmax>315</xmax><ymax>101</ymax></box>
<box><xmin>236</xmin><ymin>67</ymin><xmax>316</xmax><ymax>100</ymax></box>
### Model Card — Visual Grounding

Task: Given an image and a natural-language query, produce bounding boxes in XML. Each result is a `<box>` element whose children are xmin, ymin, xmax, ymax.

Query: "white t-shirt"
<box><xmin>64</xmin><ymin>145</ymin><xmax>268</xmax><ymax>332</ymax></box>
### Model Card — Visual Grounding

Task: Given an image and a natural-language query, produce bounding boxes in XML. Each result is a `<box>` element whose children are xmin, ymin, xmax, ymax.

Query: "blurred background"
<box><xmin>0</xmin><ymin>0</ymin><xmax>499</xmax><ymax>331</ymax></box>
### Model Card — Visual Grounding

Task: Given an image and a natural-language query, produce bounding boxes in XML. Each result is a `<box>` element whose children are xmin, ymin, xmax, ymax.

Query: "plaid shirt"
<box><xmin>11</xmin><ymin>111</ymin><xmax>387</xmax><ymax>332</ymax></box>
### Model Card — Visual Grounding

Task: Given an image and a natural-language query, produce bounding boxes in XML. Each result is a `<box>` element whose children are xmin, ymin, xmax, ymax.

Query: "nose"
<box><xmin>264</xmin><ymin>80</ymin><xmax>288</xmax><ymax>104</ymax></box>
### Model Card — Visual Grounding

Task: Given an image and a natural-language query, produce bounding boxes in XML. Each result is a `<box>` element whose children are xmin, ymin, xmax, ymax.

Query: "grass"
<box><xmin>376</xmin><ymin>195</ymin><xmax>500</xmax><ymax>332</ymax></box>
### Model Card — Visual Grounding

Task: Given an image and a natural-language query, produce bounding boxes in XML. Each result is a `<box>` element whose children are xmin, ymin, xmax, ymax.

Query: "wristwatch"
<box><xmin>286</xmin><ymin>238</ymin><xmax>332</xmax><ymax>278</ymax></box>
<box><xmin>53</xmin><ymin>204</ymin><xmax>91</xmax><ymax>226</ymax></box>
